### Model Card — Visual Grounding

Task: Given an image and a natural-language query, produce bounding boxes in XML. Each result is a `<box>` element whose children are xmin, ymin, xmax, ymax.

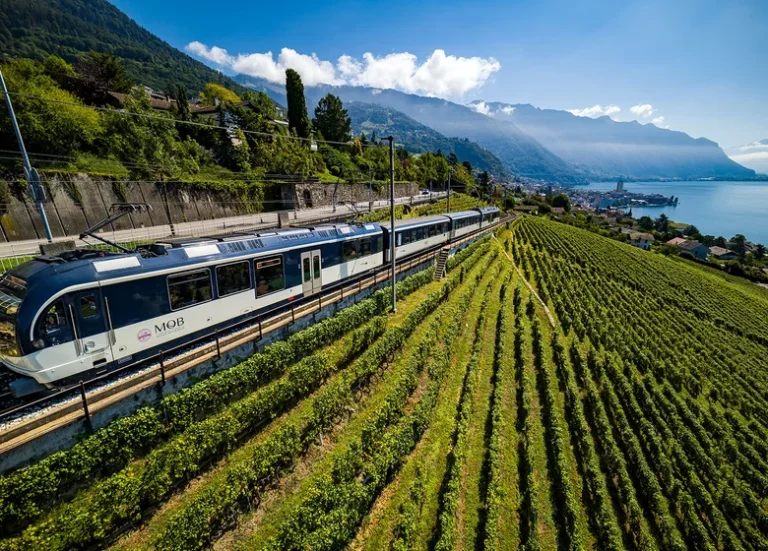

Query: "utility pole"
<box><xmin>388</xmin><ymin>136</ymin><xmax>396</xmax><ymax>312</ymax></box>
<box><xmin>0</xmin><ymin>69</ymin><xmax>53</xmax><ymax>242</ymax></box>
<box><xmin>447</xmin><ymin>167</ymin><xmax>452</xmax><ymax>213</ymax></box>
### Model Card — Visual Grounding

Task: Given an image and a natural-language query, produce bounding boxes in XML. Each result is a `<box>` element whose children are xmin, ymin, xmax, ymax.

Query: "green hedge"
<box><xmin>0</xmin><ymin>266</ymin><xmax>434</xmax><ymax>534</ymax></box>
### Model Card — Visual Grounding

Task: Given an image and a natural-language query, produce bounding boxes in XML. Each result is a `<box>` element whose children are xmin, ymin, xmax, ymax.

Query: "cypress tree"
<box><xmin>285</xmin><ymin>69</ymin><xmax>311</xmax><ymax>139</ymax></box>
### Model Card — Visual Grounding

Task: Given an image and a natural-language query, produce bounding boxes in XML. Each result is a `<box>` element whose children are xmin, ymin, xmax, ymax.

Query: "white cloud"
<box><xmin>500</xmin><ymin>105</ymin><xmax>515</xmax><ymax>115</ymax></box>
<box><xmin>469</xmin><ymin>101</ymin><xmax>491</xmax><ymax>115</ymax></box>
<box><xmin>630</xmin><ymin>103</ymin><xmax>654</xmax><ymax>118</ymax></box>
<box><xmin>652</xmin><ymin>116</ymin><xmax>670</xmax><ymax>128</ymax></box>
<box><xmin>567</xmin><ymin>104</ymin><xmax>621</xmax><ymax>118</ymax></box>
<box><xmin>186</xmin><ymin>41</ymin><xmax>233</xmax><ymax>66</ymax></box>
<box><xmin>185</xmin><ymin>43</ymin><xmax>500</xmax><ymax>98</ymax></box>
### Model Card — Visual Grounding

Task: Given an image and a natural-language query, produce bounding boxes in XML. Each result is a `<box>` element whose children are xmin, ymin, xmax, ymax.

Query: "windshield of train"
<box><xmin>0</xmin><ymin>273</ymin><xmax>26</xmax><ymax>357</ymax></box>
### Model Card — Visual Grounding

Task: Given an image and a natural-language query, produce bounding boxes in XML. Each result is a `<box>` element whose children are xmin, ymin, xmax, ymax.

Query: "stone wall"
<box><xmin>0</xmin><ymin>173</ymin><xmax>267</xmax><ymax>243</ymax></box>
<box><xmin>0</xmin><ymin>175</ymin><xmax>421</xmax><ymax>243</ymax></box>
<box><xmin>280</xmin><ymin>182</ymin><xmax>419</xmax><ymax>210</ymax></box>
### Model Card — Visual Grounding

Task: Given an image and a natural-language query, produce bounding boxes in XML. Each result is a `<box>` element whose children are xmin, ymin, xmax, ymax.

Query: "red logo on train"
<box><xmin>137</xmin><ymin>328</ymin><xmax>152</xmax><ymax>343</ymax></box>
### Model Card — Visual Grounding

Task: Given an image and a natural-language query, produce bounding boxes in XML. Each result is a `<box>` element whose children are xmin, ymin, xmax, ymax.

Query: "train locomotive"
<box><xmin>0</xmin><ymin>207</ymin><xmax>499</xmax><ymax>397</ymax></box>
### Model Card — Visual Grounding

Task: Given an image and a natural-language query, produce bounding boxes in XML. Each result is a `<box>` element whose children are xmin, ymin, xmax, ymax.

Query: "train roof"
<box><xmin>3</xmin><ymin>223</ymin><xmax>383</xmax><ymax>298</ymax></box>
<box><xmin>444</xmin><ymin>210</ymin><xmax>482</xmax><ymax>220</ymax></box>
<box><xmin>378</xmin><ymin>214</ymin><xmax>451</xmax><ymax>231</ymax></box>
<box><xmin>477</xmin><ymin>206</ymin><xmax>500</xmax><ymax>214</ymax></box>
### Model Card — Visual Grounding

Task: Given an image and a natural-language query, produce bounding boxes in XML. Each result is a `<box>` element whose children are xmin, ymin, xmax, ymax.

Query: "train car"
<box><xmin>477</xmin><ymin>206</ymin><xmax>501</xmax><ymax>228</ymax></box>
<box><xmin>380</xmin><ymin>215</ymin><xmax>452</xmax><ymax>262</ymax></box>
<box><xmin>445</xmin><ymin>210</ymin><xmax>482</xmax><ymax>239</ymax></box>
<box><xmin>0</xmin><ymin>223</ymin><xmax>384</xmax><ymax>397</ymax></box>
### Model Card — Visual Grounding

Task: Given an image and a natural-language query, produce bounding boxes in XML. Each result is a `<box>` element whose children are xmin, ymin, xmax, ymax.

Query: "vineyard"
<box><xmin>1</xmin><ymin>216</ymin><xmax>768</xmax><ymax>551</ymax></box>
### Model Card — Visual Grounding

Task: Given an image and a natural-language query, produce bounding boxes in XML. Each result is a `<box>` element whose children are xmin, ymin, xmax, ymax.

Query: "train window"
<box><xmin>343</xmin><ymin>240</ymin><xmax>358</xmax><ymax>261</ymax></box>
<box><xmin>168</xmin><ymin>269</ymin><xmax>212</xmax><ymax>311</ymax></box>
<box><xmin>43</xmin><ymin>301</ymin><xmax>67</xmax><ymax>331</ymax></box>
<box><xmin>313</xmin><ymin>255</ymin><xmax>321</xmax><ymax>279</ymax></box>
<box><xmin>416</xmin><ymin>228</ymin><xmax>425</xmax><ymax>240</ymax></box>
<box><xmin>256</xmin><ymin>256</ymin><xmax>284</xmax><ymax>297</ymax></box>
<box><xmin>359</xmin><ymin>238</ymin><xmax>372</xmax><ymax>256</ymax></box>
<box><xmin>217</xmin><ymin>262</ymin><xmax>251</xmax><ymax>297</ymax></box>
<box><xmin>79</xmin><ymin>295</ymin><xmax>98</xmax><ymax>319</ymax></box>
<box><xmin>303</xmin><ymin>257</ymin><xmax>311</xmax><ymax>282</ymax></box>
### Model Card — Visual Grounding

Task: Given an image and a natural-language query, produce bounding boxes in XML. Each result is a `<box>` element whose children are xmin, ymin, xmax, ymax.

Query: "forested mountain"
<box><xmin>345</xmin><ymin>102</ymin><xmax>509</xmax><ymax>177</ymax></box>
<box><xmin>235</xmin><ymin>76</ymin><xmax>585</xmax><ymax>184</ymax></box>
<box><xmin>0</xmin><ymin>0</ymin><xmax>243</xmax><ymax>95</ymax></box>
<box><xmin>470</xmin><ymin>101</ymin><xmax>756</xmax><ymax>180</ymax></box>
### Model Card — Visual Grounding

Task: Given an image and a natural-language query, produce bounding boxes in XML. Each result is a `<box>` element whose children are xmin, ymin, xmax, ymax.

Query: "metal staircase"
<box><xmin>433</xmin><ymin>247</ymin><xmax>451</xmax><ymax>281</ymax></box>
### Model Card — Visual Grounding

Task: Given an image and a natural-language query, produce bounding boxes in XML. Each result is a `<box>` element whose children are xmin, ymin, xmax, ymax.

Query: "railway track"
<box><xmin>0</xmin><ymin>221</ymin><xmax>506</xmax><ymax>461</ymax></box>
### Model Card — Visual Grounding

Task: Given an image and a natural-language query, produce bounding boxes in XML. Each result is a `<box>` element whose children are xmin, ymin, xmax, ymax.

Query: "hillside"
<box><xmin>471</xmin><ymin>101</ymin><xmax>756</xmax><ymax>180</ymax></box>
<box><xmin>345</xmin><ymin>102</ymin><xmax>509</xmax><ymax>177</ymax></box>
<box><xmin>2</xmin><ymin>219</ymin><xmax>768</xmax><ymax>550</ymax></box>
<box><xmin>235</xmin><ymin>75</ymin><xmax>586</xmax><ymax>184</ymax></box>
<box><xmin>0</xmin><ymin>0</ymin><xmax>244</xmax><ymax>94</ymax></box>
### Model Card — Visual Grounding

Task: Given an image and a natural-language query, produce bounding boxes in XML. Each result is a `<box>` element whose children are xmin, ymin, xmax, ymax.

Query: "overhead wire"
<box><xmin>3</xmin><ymin>90</ymin><xmax>390</xmax><ymax>148</ymax></box>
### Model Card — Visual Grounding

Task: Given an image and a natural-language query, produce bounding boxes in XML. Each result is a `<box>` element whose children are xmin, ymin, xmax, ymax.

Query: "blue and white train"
<box><xmin>0</xmin><ymin>207</ymin><xmax>499</xmax><ymax>397</ymax></box>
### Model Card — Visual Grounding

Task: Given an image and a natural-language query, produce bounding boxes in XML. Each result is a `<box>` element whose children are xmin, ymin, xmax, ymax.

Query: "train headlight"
<box><xmin>32</xmin><ymin>339</ymin><xmax>45</xmax><ymax>350</ymax></box>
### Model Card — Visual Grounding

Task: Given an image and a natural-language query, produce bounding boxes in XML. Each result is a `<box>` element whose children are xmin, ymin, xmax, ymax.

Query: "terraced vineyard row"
<box><xmin>2</xmin><ymin>216</ymin><xmax>767</xmax><ymax>551</ymax></box>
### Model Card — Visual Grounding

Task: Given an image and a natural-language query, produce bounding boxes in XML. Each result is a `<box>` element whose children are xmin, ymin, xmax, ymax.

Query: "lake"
<box><xmin>584</xmin><ymin>180</ymin><xmax>768</xmax><ymax>245</ymax></box>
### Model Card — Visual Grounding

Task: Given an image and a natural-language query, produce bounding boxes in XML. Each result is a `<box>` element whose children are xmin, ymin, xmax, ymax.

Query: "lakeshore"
<box><xmin>583</xmin><ymin>180</ymin><xmax>768</xmax><ymax>244</ymax></box>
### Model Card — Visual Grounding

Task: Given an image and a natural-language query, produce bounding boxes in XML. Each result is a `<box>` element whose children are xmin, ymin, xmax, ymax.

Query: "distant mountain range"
<box><xmin>344</xmin><ymin>103</ymin><xmax>509</xmax><ymax>177</ymax></box>
<box><xmin>0</xmin><ymin>0</ymin><xmax>244</xmax><ymax>95</ymax></box>
<box><xmin>468</xmin><ymin>101</ymin><xmax>756</xmax><ymax>181</ymax></box>
<box><xmin>236</xmin><ymin>76</ymin><xmax>583</xmax><ymax>184</ymax></box>
<box><xmin>4</xmin><ymin>0</ymin><xmax>758</xmax><ymax>184</ymax></box>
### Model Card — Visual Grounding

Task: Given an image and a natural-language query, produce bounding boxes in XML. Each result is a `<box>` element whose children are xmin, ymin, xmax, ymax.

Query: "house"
<box><xmin>709</xmin><ymin>246</ymin><xmax>738</xmax><ymax>260</ymax></box>
<box><xmin>629</xmin><ymin>232</ymin><xmax>654</xmax><ymax>250</ymax></box>
<box><xmin>666</xmin><ymin>237</ymin><xmax>687</xmax><ymax>246</ymax></box>
<box><xmin>514</xmin><ymin>205</ymin><xmax>539</xmax><ymax>214</ymax></box>
<box><xmin>620</xmin><ymin>227</ymin><xmax>636</xmax><ymax>235</ymax></box>
<box><xmin>677</xmin><ymin>240</ymin><xmax>709</xmax><ymax>260</ymax></box>
<box><xmin>550</xmin><ymin>207</ymin><xmax>565</xmax><ymax>215</ymax></box>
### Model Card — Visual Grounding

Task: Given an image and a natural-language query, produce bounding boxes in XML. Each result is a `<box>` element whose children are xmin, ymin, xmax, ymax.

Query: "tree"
<box><xmin>754</xmin><ymin>243</ymin><xmax>766</xmax><ymax>260</ymax></box>
<box><xmin>730</xmin><ymin>234</ymin><xmax>747</xmax><ymax>256</ymax></box>
<box><xmin>285</xmin><ymin>69</ymin><xmax>311</xmax><ymax>139</ymax></box>
<box><xmin>77</xmin><ymin>52</ymin><xmax>132</xmax><ymax>100</ymax></box>
<box><xmin>175</xmin><ymin>85</ymin><xmax>191</xmax><ymax>121</ymax></box>
<box><xmin>0</xmin><ymin>58</ymin><xmax>102</xmax><ymax>157</ymax></box>
<box><xmin>462</xmin><ymin>160</ymin><xmax>472</xmax><ymax>174</ymax></box>
<box><xmin>313</xmin><ymin>94</ymin><xmax>352</xmax><ymax>143</ymax></box>
<box><xmin>638</xmin><ymin>216</ymin><xmax>654</xmax><ymax>231</ymax></box>
<box><xmin>714</xmin><ymin>236</ymin><xmax>727</xmax><ymax>248</ymax></box>
<box><xmin>477</xmin><ymin>171</ymin><xmax>491</xmax><ymax>198</ymax></box>
<box><xmin>654</xmin><ymin>213</ymin><xmax>669</xmax><ymax>233</ymax></box>
<box><xmin>201</xmin><ymin>83</ymin><xmax>241</xmax><ymax>106</ymax></box>
<box><xmin>448</xmin><ymin>152</ymin><xmax>459</xmax><ymax>166</ymax></box>
<box><xmin>551</xmin><ymin>193</ymin><xmax>571</xmax><ymax>212</ymax></box>
<box><xmin>683</xmin><ymin>224</ymin><xmax>700</xmax><ymax>236</ymax></box>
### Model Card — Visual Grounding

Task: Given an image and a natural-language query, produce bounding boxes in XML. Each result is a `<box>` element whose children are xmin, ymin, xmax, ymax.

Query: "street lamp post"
<box><xmin>388</xmin><ymin>136</ymin><xmax>396</xmax><ymax>312</ymax></box>
<box><xmin>0</xmin><ymin>69</ymin><xmax>53</xmax><ymax>243</ymax></box>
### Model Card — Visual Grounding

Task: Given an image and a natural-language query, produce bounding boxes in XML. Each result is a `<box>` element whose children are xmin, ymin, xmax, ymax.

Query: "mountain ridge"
<box><xmin>469</xmin><ymin>100</ymin><xmax>756</xmax><ymax>180</ymax></box>
<box><xmin>345</xmin><ymin>102</ymin><xmax>510</xmax><ymax>177</ymax></box>
<box><xmin>0</xmin><ymin>0</ymin><xmax>244</xmax><ymax>95</ymax></box>
<box><xmin>234</xmin><ymin>75</ymin><xmax>586</xmax><ymax>184</ymax></box>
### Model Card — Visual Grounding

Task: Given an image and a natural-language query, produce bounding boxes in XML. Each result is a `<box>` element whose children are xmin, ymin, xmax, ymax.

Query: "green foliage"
<box><xmin>0</xmin><ymin>58</ymin><xmax>102</xmax><ymax>156</ymax></box>
<box><xmin>313</xmin><ymin>93</ymin><xmax>351</xmax><ymax>143</ymax></box>
<box><xmin>200</xmin><ymin>83</ymin><xmax>241</xmax><ymax>106</ymax></box>
<box><xmin>550</xmin><ymin>193</ymin><xmax>571</xmax><ymax>212</ymax></box>
<box><xmin>285</xmin><ymin>69</ymin><xmax>311</xmax><ymax>139</ymax></box>
<box><xmin>0</xmin><ymin>0</ymin><xmax>245</xmax><ymax>94</ymax></box>
<box><xmin>77</xmin><ymin>51</ymin><xmax>132</xmax><ymax>98</ymax></box>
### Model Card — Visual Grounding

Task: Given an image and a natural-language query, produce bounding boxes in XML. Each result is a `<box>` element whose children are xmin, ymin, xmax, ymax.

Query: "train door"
<box><xmin>70</xmin><ymin>289</ymin><xmax>113</xmax><ymax>371</ymax></box>
<box><xmin>301</xmin><ymin>249</ymin><xmax>323</xmax><ymax>295</ymax></box>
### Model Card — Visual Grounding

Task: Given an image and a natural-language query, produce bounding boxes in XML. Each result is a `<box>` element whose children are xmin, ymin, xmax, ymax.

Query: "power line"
<box><xmin>3</xmin><ymin>91</ymin><xmax>386</xmax><ymax>148</ymax></box>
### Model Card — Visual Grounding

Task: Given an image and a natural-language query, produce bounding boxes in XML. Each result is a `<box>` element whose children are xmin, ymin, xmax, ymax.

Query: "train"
<box><xmin>0</xmin><ymin>206</ymin><xmax>500</xmax><ymax>397</ymax></box>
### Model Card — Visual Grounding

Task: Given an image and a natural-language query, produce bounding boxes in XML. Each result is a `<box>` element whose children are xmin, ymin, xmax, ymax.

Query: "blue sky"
<box><xmin>111</xmin><ymin>0</ymin><xmax>766</xmax><ymax>150</ymax></box>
